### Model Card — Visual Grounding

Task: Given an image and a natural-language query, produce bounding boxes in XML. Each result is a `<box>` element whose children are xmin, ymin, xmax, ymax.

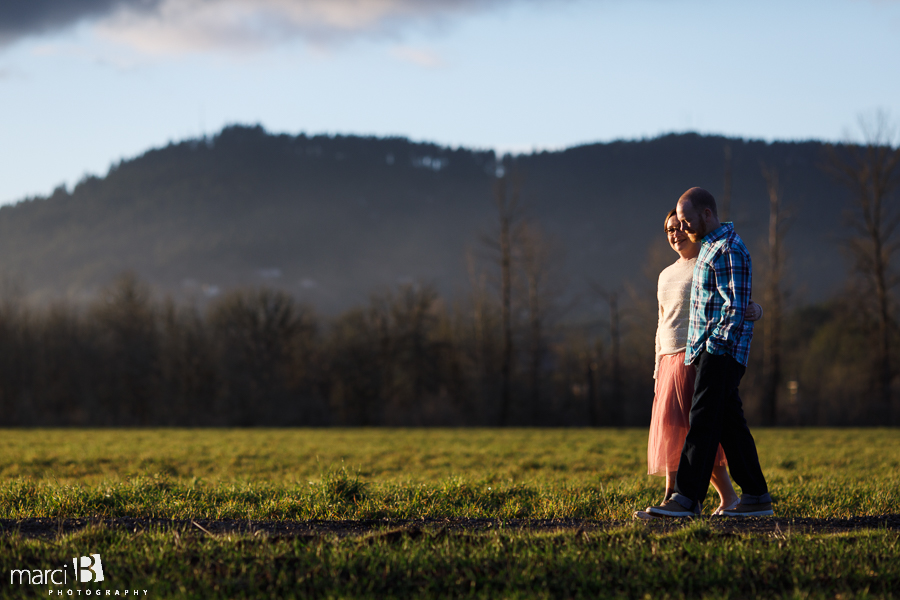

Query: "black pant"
<box><xmin>674</xmin><ymin>350</ymin><xmax>769</xmax><ymax>504</ymax></box>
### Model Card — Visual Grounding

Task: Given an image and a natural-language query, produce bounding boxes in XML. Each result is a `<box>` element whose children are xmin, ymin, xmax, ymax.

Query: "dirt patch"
<box><xmin>2</xmin><ymin>515</ymin><xmax>899</xmax><ymax>539</ymax></box>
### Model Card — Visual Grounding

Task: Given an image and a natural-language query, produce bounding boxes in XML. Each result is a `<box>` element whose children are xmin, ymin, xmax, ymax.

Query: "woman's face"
<box><xmin>666</xmin><ymin>215</ymin><xmax>696</xmax><ymax>256</ymax></box>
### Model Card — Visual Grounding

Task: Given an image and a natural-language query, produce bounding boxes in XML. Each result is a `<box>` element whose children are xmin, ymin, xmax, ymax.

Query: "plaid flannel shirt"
<box><xmin>685</xmin><ymin>222</ymin><xmax>754</xmax><ymax>366</ymax></box>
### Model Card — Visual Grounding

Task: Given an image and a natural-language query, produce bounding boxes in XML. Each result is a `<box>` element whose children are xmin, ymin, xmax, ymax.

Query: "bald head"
<box><xmin>679</xmin><ymin>187</ymin><xmax>718</xmax><ymax>217</ymax></box>
<box><xmin>676</xmin><ymin>187</ymin><xmax>721</xmax><ymax>243</ymax></box>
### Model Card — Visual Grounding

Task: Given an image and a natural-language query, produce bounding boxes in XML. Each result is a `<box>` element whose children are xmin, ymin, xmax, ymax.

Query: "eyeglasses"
<box><xmin>665</xmin><ymin>227</ymin><xmax>681</xmax><ymax>235</ymax></box>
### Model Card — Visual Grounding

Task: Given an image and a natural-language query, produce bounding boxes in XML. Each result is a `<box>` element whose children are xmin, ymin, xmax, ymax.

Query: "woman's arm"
<box><xmin>654</xmin><ymin>301</ymin><xmax>663</xmax><ymax>381</ymax></box>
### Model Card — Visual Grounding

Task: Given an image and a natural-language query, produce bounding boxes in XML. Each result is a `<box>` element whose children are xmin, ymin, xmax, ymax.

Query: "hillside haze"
<box><xmin>0</xmin><ymin>125</ymin><xmax>850</xmax><ymax>311</ymax></box>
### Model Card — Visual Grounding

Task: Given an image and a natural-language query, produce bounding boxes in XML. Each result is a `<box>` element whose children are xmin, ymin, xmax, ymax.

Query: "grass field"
<box><xmin>2</xmin><ymin>428</ymin><xmax>899</xmax><ymax>598</ymax></box>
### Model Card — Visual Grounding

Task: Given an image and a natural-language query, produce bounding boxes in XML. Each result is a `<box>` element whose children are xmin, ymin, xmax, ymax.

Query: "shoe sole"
<box><xmin>721</xmin><ymin>509</ymin><xmax>774</xmax><ymax>517</ymax></box>
<box><xmin>645</xmin><ymin>509</ymin><xmax>698</xmax><ymax>518</ymax></box>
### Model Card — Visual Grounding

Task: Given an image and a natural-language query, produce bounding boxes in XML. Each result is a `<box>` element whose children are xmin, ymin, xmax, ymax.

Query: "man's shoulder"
<box><xmin>724</xmin><ymin>229</ymin><xmax>751</xmax><ymax>258</ymax></box>
<box><xmin>711</xmin><ymin>225</ymin><xmax>750</xmax><ymax>255</ymax></box>
<box><xmin>724</xmin><ymin>224</ymin><xmax>745</xmax><ymax>244</ymax></box>
<box><xmin>698</xmin><ymin>234</ymin><xmax>750</xmax><ymax>270</ymax></box>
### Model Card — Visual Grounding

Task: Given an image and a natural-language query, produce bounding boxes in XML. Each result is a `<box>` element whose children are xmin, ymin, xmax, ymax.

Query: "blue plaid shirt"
<box><xmin>685</xmin><ymin>222</ymin><xmax>754</xmax><ymax>366</ymax></box>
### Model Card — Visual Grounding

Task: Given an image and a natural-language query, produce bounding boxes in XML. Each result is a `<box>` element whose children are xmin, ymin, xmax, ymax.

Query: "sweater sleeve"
<box><xmin>653</xmin><ymin>295</ymin><xmax>663</xmax><ymax>380</ymax></box>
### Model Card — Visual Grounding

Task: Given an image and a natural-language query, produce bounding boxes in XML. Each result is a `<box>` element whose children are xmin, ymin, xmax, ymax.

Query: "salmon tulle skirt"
<box><xmin>647</xmin><ymin>352</ymin><xmax>727</xmax><ymax>476</ymax></box>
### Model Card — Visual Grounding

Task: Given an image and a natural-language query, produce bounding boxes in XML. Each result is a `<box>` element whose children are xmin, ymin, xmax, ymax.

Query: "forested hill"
<box><xmin>0</xmin><ymin>125</ymin><xmax>850</xmax><ymax>311</ymax></box>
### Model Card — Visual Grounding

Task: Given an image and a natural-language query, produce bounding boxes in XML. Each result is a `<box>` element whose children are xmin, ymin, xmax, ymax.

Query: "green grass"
<box><xmin>0</xmin><ymin>428</ymin><xmax>645</xmax><ymax>484</ymax></box>
<box><xmin>2</xmin><ymin>428</ymin><xmax>899</xmax><ymax>598</ymax></box>
<box><xmin>1</xmin><ymin>428</ymin><xmax>897</xmax><ymax>520</ymax></box>
<box><xmin>3</xmin><ymin>522</ymin><xmax>899</xmax><ymax>599</ymax></box>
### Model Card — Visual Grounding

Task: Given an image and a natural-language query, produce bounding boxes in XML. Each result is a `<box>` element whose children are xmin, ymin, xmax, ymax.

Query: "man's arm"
<box><xmin>707</xmin><ymin>247</ymin><xmax>752</xmax><ymax>356</ymax></box>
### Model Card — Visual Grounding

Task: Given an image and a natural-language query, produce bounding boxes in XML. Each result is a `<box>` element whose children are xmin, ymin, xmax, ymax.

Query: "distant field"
<box><xmin>2</xmin><ymin>428</ymin><xmax>899</xmax><ymax>598</ymax></box>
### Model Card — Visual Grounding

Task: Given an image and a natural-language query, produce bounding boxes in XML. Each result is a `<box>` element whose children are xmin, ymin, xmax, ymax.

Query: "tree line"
<box><xmin>0</xmin><ymin>272</ymin><xmax>625</xmax><ymax>427</ymax></box>
<box><xmin>0</xmin><ymin>265</ymin><xmax>895</xmax><ymax>428</ymax></box>
<box><xmin>1</xmin><ymin>116</ymin><xmax>898</xmax><ymax>428</ymax></box>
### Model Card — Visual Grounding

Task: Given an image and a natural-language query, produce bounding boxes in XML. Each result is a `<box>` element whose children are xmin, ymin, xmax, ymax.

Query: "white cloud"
<box><xmin>93</xmin><ymin>0</ymin><xmax>520</xmax><ymax>55</ymax></box>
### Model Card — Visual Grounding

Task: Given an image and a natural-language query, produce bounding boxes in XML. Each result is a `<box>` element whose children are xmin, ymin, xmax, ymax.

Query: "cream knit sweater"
<box><xmin>654</xmin><ymin>257</ymin><xmax>695</xmax><ymax>379</ymax></box>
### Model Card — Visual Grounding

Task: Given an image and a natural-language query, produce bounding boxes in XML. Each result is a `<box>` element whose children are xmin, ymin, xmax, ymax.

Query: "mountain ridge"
<box><xmin>0</xmin><ymin>125</ymin><xmax>851</xmax><ymax>312</ymax></box>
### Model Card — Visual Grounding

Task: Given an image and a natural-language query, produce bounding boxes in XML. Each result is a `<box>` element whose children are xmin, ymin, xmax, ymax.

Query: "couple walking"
<box><xmin>638</xmin><ymin>187</ymin><xmax>773</xmax><ymax>519</ymax></box>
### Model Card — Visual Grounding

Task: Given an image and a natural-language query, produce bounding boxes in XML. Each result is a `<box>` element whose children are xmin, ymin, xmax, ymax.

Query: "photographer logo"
<box><xmin>9</xmin><ymin>553</ymin><xmax>148</xmax><ymax>595</ymax></box>
<box><xmin>74</xmin><ymin>555</ymin><xmax>104</xmax><ymax>583</ymax></box>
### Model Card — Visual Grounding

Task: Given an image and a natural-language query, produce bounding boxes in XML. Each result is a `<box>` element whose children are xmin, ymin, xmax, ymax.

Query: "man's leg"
<box><xmin>718</xmin><ymin>380</ymin><xmax>769</xmax><ymax>497</ymax></box>
<box><xmin>670</xmin><ymin>351</ymin><xmax>741</xmax><ymax>510</ymax></box>
<box><xmin>714</xmin><ymin>368</ymin><xmax>773</xmax><ymax>516</ymax></box>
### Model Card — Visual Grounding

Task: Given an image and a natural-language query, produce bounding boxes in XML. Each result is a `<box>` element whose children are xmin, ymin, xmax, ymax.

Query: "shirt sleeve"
<box><xmin>706</xmin><ymin>247</ymin><xmax>752</xmax><ymax>356</ymax></box>
<box><xmin>654</xmin><ymin>299</ymin><xmax>663</xmax><ymax>380</ymax></box>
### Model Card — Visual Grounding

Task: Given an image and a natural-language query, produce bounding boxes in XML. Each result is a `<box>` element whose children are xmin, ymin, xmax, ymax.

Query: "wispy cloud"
<box><xmin>1</xmin><ymin>0</ymin><xmax>535</xmax><ymax>55</ymax></box>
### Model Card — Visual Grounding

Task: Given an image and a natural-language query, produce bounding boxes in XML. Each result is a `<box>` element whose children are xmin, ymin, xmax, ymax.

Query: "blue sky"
<box><xmin>1</xmin><ymin>0</ymin><xmax>898</xmax><ymax>205</ymax></box>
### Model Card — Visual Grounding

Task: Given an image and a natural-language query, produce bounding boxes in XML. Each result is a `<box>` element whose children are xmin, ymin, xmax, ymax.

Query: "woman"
<box><xmin>637</xmin><ymin>208</ymin><xmax>761</xmax><ymax>518</ymax></box>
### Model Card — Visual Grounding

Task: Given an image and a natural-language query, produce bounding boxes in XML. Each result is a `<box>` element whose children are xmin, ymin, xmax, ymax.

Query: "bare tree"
<box><xmin>585</xmin><ymin>350</ymin><xmax>599</xmax><ymax>426</ymax></box>
<box><xmin>759</xmin><ymin>162</ymin><xmax>788</xmax><ymax>426</ymax></box>
<box><xmin>827</xmin><ymin>111</ymin><xmax>900</xmax><ymax>423</ymax></box>
<box><xmin>608</xmin><ymin>291</ymin><xmax>623</xmax><ymax>424</ymax></box>
<box><xmin>722</xmin><ymin>144</ymin><xmax>733</xmax><ymax>221</ymax></box>
<box><xmin>91</xmin><ymin>272</ymin><xmax>160</xmax><ymax>425</ymax></box>
<box><xmin>465</xmin><ymin>247</ymin><xmax>493</xmax><ymax>376</ymax></box>
<box><xmin>480</xmin><ymin>173</ymin><xmax>523</xmax><ymax>425</ymax></box>
<box><xmin>208</xmin><ymin>287</ymin><xmax>311</xmax><ymax>425</ymax></box>
<box><xmin>384</xmin><ymin>283</ymin><xmax>441</xmax><ymax>421</ymax></box>
<box><xmin>517</xmin><ymin>221</ymin><xmax>565</xmax><ymax>420</ymax></box>
<box><xmin>559</xmin><ymin>331</ymin><xmax>603</xmax><ymax>426</ymax></box>
<box><xmin>590</xmin><ymin>284</ymin><xmax>623</xmax><ymax>425</ymax></box>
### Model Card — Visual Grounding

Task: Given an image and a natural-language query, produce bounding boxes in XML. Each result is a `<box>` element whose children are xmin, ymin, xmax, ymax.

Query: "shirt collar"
<box><xmin>701</xmin><ymin>222</ymin><xmax>733</xmax><ymax>245</ymax></box>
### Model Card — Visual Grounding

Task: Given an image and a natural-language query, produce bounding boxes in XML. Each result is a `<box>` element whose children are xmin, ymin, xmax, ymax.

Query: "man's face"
<box><xmin>676</xmin><ymin>199</ymin><xmax>708</xmax><ymax>243</ymax></box>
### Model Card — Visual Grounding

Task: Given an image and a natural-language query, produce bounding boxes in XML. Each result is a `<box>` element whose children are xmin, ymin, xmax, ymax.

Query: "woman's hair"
<box><xmin>664</xmin><ymin>208</ymin><xmax>678</xmax><ymax>230</ymax></box>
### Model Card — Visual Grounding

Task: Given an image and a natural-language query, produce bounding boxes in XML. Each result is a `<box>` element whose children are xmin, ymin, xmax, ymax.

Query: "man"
<box><xmin>647</xmin><ymin>187</ymin><xmax>773</xmax><ymax>518</ymax></box>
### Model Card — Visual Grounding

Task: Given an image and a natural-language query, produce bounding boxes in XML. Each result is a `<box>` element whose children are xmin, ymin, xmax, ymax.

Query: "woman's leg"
<box><xmin>710</xmin><ymin>465</ymin><xmax>739</xmax><ymax>510</ymax></box>
<box><xmin>663</xmin><ymin>471</ymin><xmax>676</xmax><ymax>504</ymax></box>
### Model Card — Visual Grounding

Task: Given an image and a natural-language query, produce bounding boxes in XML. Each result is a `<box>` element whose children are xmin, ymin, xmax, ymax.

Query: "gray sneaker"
<box><xmin>646</xmin><ymin>497</ymin><xmax>700</xmax><ymax>518</ymax></box>
<box><xmin>721</xmin><ymin>501</ymin><xmax>774</xmax><ymax>517</ymax></box>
